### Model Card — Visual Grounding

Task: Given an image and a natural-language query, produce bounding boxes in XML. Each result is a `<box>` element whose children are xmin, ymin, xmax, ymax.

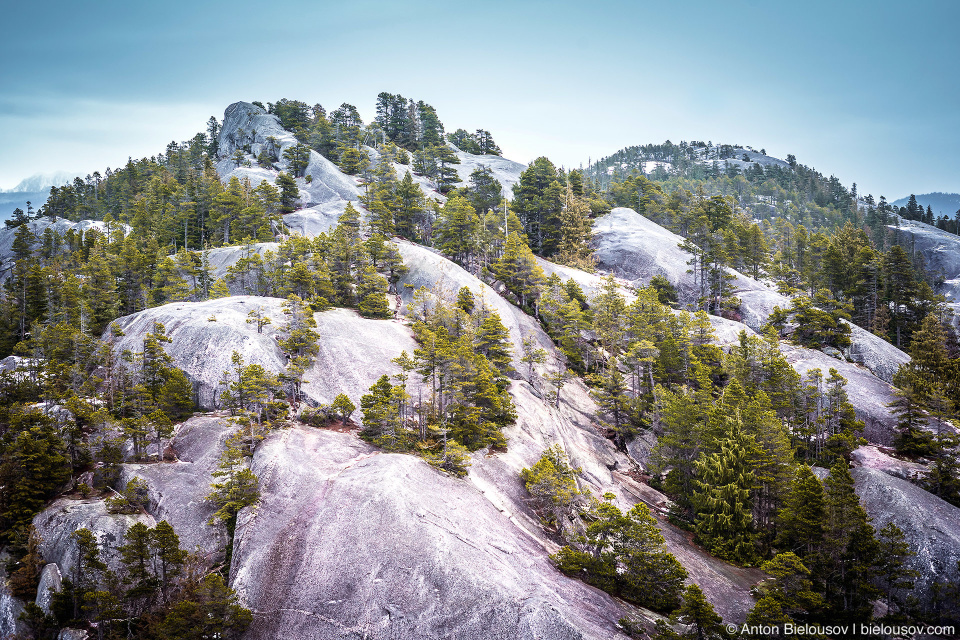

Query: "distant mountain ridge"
<box><xmin>892</xmin><ymin>192</ymin><xmax>960</xmax><ymax>216</ymax></box>
<box><xmin>0</xmin><ymin>171</ymin><xmax>75</xmax><ymax>193</ymax></box>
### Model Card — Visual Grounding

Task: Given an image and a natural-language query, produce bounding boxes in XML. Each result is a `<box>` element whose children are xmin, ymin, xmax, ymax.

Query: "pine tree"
<box><xmin>876</xmin><ymin>522</ymin><xmax>919</xmax><ymax>612</ymax></box>
<box><xmin>276</xmin><ymin>172</ymin><xmax>299</xmax><ymax>213</ymax></box>
<box><xmin>473</xmin><ymin>313</ymin><xmax>513</xmax><ymax>375</ymax></box>
<box><xmin>151</xmin><ymin>520</ymin><xmax>188</xmax><ymax>603</ymax></box>
<box><xmin>819</xmin><ymin>461</ymin><xmax>879</xmax><ymax>621</ymax></box>
<box><xmin>209</xmin><ymin>278</ymin><xmax>231</xmax><ymax>299</ymax></box>
<box><xmin>554</xmin><ymin>187</ymin><xmax>594</xmax><ymax>271</ymax></box>
<box><xmin>157</xmin><ymin>573</ymin><xmax>252</xmax><ymax>640</ymax></box>
<box><xmin>693</xmin><ymin>418</ymin><xmax>758</xmax><ymax>565</ymax></box>
<box><xmin>776</xmin><ymin>465</ymin><xmax>825</xmax><ymax>559</ymax></box>
<box><xmin>0</xmin><ymin>417</ymin><xmax>71</xmax><ymax>539</ymax></box>
<box><xmin>120</xmin><ymin>521</ymin><xmax>157</xmax><ymax>605</ymax></box>
<box><xmin>674</xmin><ymin>584</ymin><xmax>724</xmax><ymax>640</ymax></box>
<box><xmin>435</xmin><ymin>195</ymin><xmax>479</xmax><ymax>266</ymax></box>
<box><xmin>511</xmin><ymin>157</ymin><xmax>564</xmax><ymax>255</ymax></box>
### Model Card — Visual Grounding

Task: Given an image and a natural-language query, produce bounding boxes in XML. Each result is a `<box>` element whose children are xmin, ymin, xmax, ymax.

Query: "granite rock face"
<box><xmin>32</xmin><ymin>499</ymin><xmax>156</xmax><ymax>579</ymax></box>
<box><xmin>779</xmin><ymin>342</ymin><xmax>901</xmax><ymax>444</ymax></box>
<box><xmin>850</xmin><ymin>445</ymin><xmax>927</xmax><ymax>483</ymax></box>
<box><xmin>0</xmin><ymin>217</ymin><xmax>129</xmax><ymax>280</ymax></box>
<box><xmin>853</xmin><ymin>467</ymin><xmax>960</xmax><ymax>608</ymax></box>
<box><xmin>108</xmin><ymin>296</ymin><xmax>421</xmax><ymax>413</ymax></box>
<box><xmin>591</xmin><ymin>207</ymin><xmax>911</xmax><ymax>384</ymax></box>
<box><xmin>117</xmin><ymin>415</ymin><xmax>232</xmax><ymax>559</ymax></box>
<box><xmin>230</xmin><ymin>427</ymin><xmax>629</xmax><ymax>640</ymax></box>
<box><xmin>109</xmin><ymin>296</ymin><xmax>290</xmax><ymax>409</ymax></box>
<box><xmin>452</xmin><ymin>148</ymin><xmax>526</xmax><ymax>198</ymax></box>
<box><xmin>36</xmin><ymin>563</ymin><xmax>62</xmax><ymax>615</ymax></box>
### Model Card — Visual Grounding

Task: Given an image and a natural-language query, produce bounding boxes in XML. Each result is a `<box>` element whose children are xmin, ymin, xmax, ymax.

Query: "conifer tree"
<box><xmin>674</xmin><ymin>584</ymin><xmax>724</xmax><ymax>640</ymax></box>
<box><xmin>776</xmin><ymin>465</ymin><xmax>826</xmax><ymax>559</ymax></box>
<box><xmin>819</xmin><ymin>461</ymin><xmax>879</xmax><ymax>621</ymax></box>
<box><xmin>693</xmin><ymin>417</ymin><xmax>758</xmax><ymax>565</ymax></box>
<box><xmin>276</xmin><ymin>172</ymin><xmax>299</xmax><ymax>213</ymax></box>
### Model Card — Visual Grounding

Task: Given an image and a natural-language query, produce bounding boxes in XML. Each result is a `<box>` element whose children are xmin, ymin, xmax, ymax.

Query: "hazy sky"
<box><xmin>1</xmin><ymin>0</ymin><xmax>957</xmax><ymax>200</ymax></box>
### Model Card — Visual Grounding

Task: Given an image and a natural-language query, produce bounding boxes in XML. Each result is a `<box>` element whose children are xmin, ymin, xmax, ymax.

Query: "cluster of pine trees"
<box><xmin>13</xmin><ymin>521</ymin><xmax>250</xmax><ymax>640</ymax></box>
<box><xmin>260</xmin><ymin>92</ymin><xmax>500</xmax><ymax>195</ymax></box>
<box><xmin>358</xmin><ymin>286</ymin><xmax>516</xmax><ymax>476</ymax></box>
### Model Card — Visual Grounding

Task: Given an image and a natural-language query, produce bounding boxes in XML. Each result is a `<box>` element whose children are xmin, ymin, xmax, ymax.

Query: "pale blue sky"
<box><xmin>1</xmin><ymin>0</ymin><xmax>957</xmax><ymax>200</ymax></box>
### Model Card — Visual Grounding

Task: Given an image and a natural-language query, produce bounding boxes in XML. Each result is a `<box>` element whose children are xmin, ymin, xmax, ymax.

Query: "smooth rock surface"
<box><xmin>452</xmin><ymin>148</ymin><xmax>526</xmax><ymax>198</ymax></box>
<box><xmin>591</xmin><ymin>207</ymin><xmax>910</xmax><ymax>383</ymax></box>
<box><xmin>110</xmin><ymin>296</ymin><xmax>289</xmax><ymax>409</ymax></box>
<box><xmin>780</xmin><ymin>343</ymin><xmax>900</xmax><ymax>444</ymax></box>
<box><xmin>851</xmin><ymin>445</ymin><xmax>927</xmax><ymax>483</ymax></box>
<box><xmin>853</xmin><ymin>467</ymin><xmax>960</xmax><ymax>608</ymax></box>
<box><xmin>118</xmin><ymin>415</ymin><xmax>232</xmax><ymax>559</ymax></box>
<box><xmin>33</xmin><ymin>499</ymin><xmax>156</xmax><ymax>579</ymax></box>
<box><xmin>108</xmin><ymin>296</ymin><xmax>424</xmax><ymax>416</ymax></box>
<box><xmin>230</xmin><ymin>426</ymin><xmax>629</xmax><ymax>640</ymax></box>
<box><xmin>36</xmin><ymin>563</ymin><xmax>62</xmax><ymax>615</ymax></box>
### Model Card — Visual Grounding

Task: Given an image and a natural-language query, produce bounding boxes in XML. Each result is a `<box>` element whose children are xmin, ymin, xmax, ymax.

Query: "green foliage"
<box><xmin>519</xmin><ymin>445</ymin><xmax>581</xmax><ymax>528</ymax></box>
<box><xmin>693</xmin><ymin>417</ymin><xmax>759</xmax><ymax>565</ymax></box>
<box><xmin>106</xmin><ymin>477</ymin><xmax>151</xmax><ymax>514</ymax></box>
<box><xmin>553</xmin><ymin>496</ymin><xmax>687</xmax><ymax>612</ymax></box>
<box><xmin>0</xmin><ymin>409</ymin><xmax>71</xmax><ymax>540</ymax></box>
<box><xmin>331</xmin><ymin>393</ymin><xmax>356</xmax><ymax>424</ymax></box>
<box><xmin>156</xmin><ymin>573</ymin><xmax>252</xmax><ymax>639</ymax></box>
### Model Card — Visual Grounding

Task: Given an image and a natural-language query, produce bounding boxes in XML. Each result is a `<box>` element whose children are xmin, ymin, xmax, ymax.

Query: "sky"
<box><xmin>1</xmin><ymin>0</ymin><xmax>958</xmax><ymax>200</ymax></box>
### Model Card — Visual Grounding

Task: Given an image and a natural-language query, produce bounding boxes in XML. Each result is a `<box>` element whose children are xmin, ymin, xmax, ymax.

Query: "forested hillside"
<box><xmin>0</xmin><ymin>95</ymin><xmax>957</xmax><ymax>639</ymax></box>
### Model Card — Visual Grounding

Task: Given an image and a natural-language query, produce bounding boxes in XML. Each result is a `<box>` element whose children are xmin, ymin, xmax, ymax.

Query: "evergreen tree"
<box><xmin>276</xmin><ymin>172</ymin><xmax>299</xmax><ymax>213</ymax></box>
<box><xmin>819</xmin><ymin>461</ymin><xmax>879</xmax><ymax>622</ymax></box>
<box><xmin>674</xmin><ymin>584</ymin><xmax>725</xmax><ymax>640</ymax></box>
<box><xmin>776</xmin><ymin>465</ymin><xmax>826</xmax><ymax>559</ymax></box>
<box><xmin>693</xmin><ymin>417</ymin><xmax>758</xmax><ymax>565</ymax></box>
<box><xmin>157</xmin><ymin>573</ymin><xmax>252</xmax><ymax>640</ymax></box>
<box><xmin>511</xmin><ymin>157</ymin><xmax>564</xmax><ymax>255</ymax></box>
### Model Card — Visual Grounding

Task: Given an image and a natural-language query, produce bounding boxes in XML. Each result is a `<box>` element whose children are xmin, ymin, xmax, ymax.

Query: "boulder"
<box><xmin>32</xmin><ymin>498</ymin><xmax>156</xmax><ymax>579</ymax></box>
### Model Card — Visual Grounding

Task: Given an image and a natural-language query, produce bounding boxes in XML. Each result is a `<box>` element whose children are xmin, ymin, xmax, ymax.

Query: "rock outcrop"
<box><xmin>0</xmin><ymin>217</ymin><xmax>129</xmax><ymax>279</ymax></box>
<box><xmin>851</xmin><ymin>445</ymin><xmax>927</xmax><ymax>483</ymax></box>
<box><xmin>118</xmin><ymin>415</ymin><xmax>232</xmax><ymax>559</ymax></box>
<box><xmin>36</xmin><ymin>563</ymin><xmax>62</xmax><ymax>616</ymax></box>
<box><xmin>231</xmin><ymin>426</ymin><xmax>629</xmax><ymax>640</ymax></box>
<box><xmin>33</xmin><ymin>499</ymin><xmax>156</xmax><ymax>579</ymax></box>
<box><xmin>853</xmin><ymin>467</ymin><xmax>960</xmax><ymax>608</ymax></box>
<box><xmin>591</xmin><ymin>207</ymin><xmax>910</xmax><ymax>386</ymax></box>
<box><xmin>452</xmin><ymin>148</ymin><xmax>526</xmax><ymax>198</ymax></box>
<box><xmin>779</xmin><ymin>343</ymin><xmax>901</xmax><ymax>444</ymax></box>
